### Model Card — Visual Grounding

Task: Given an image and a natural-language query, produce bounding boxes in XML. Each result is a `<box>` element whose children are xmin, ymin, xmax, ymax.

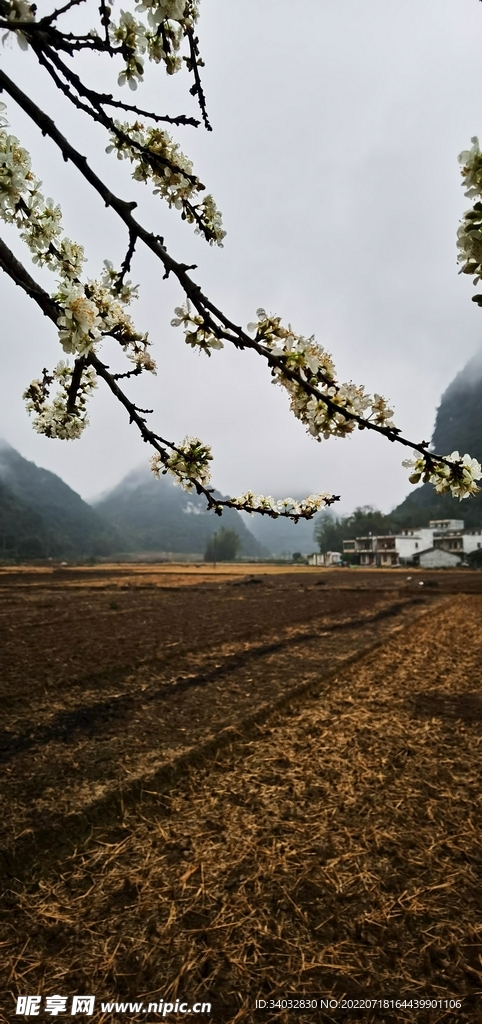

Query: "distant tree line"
<box><xmin>314</xmin><ymin>507</ymin><xmax>397</xmax><ymax>555</ymax></box>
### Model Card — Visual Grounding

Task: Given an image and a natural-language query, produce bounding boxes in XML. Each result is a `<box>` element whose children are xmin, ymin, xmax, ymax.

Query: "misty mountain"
<box><xmin>392</xmin><ymin>347</ymin><xmax>482</xmax><ymax>528</ymax></box>
<box><xmin>93</xmin><ymin>466</ymin><xmax>271</xmax><ymax>559</ymax></box>
<box><xmin>238</xmin><ymin>509</ymin><xmax>321</xmax><ymax>556</ymax></box>
<box><xmin>0</xmin><ymin>440</ymin><xmax>120</xmax><ymax>558</ymax></box>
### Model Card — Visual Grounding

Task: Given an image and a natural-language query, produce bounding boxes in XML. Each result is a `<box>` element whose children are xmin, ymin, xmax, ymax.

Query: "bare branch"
<box><xmin>0</xmin><ymin>235</ymin><xmax>60</xmax><ymax>321</ymax></box>
<box><xmin>0</xmin><ymin>237</ymin><xmax>339</xmax><ymax>517</ymax></box>
<box><xmin>116</xmin><ymin>230</ymin><xmax>137</xmax><ymax>293</ymax></box>
<box><xmin>0</xmin><ymin>72</ymin><xmax>459</xmax><ymax>477</ymax></box>
<box><xmin>186</xmin><ymin>27</ymin><xmax>212</xmax><ymax>132</ymax></box>
<box><xmin>66</xmin><ymin>355</ymin><xmax>87</xmax><ymax>413</ymax></box>
<box><xmin>39</xmin><ymin>0</ymin><xmax>88</xmax><ymax>26</ymax></box>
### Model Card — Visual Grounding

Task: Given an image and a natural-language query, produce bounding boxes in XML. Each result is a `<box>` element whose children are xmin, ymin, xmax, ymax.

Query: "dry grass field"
<box><xmin>1</xmin><ymin>566</ymin><xmax>482</xmax><ymax>1024</ymax></box>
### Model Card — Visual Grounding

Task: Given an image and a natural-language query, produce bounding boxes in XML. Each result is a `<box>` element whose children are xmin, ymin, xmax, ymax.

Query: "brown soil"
<box><xmin>1</xmin><ymin>568</ymin><xmax>482</xmax><ymax>1023</ymax></box>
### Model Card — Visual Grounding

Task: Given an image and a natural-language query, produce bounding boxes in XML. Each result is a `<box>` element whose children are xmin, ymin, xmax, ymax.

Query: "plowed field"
<box><xmin>1</xmin><ymin>567</ymin><xmax>482</xmax><ymax>1024</ymax></box>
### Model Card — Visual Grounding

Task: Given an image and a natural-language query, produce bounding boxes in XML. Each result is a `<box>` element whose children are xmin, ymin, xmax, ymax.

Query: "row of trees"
<box><xmin>314</xmin><ymin>507</ymin><xmax>401</xmax><ymax>555</ymax></box>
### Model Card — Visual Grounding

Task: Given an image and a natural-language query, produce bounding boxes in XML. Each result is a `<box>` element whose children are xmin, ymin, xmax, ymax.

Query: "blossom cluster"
<box><xmin>0</xmin><ymin>103</ymin><xmax>155</xmax><ymax>434</ymax></box>
<box><xmin>171</xmin><ymin>300</ymin><xmax>224</xmax><ymax>354</ymax></box>
<box><xmin>230</xmin><ymin>491</ymin><xmax>333</xmax><ymax>519</ymax></box>
<box><xmin>23</xmin><ymin>363</ymin><xmax>97</xmax><ymax>440</ymax></box>
<box><xmin>3</xmin><ymin>0</ymin><xmax>34</xmax><ymax>49</ymax></box>
<box><xmin>4</xmin><ymin>0</ymin><xmax>35</xmax><ymax>21</ymax></box>
<box><xmin>247</xmin><ymin>309</ymin><xmax>396</xmax><ymax>440</ymax></box>
<box><xmin>457</xmin><ymin>137</ymin><xmax>482</xmax><ymax>283</ymax></box>
<box><xmin>150</xmin><ymin>436</ymin><xmax>213</xmax><ymax>491</ymax></box>
<box><xmin>106</xmin><ymin>120</ymin><xmax>225</xmax><ymax>244</ymax></box>
<box><xmin>402</xmin><ymin>451</ymin><xmax>482</xmax><ymax>500</ymax></box>
<box><xmin>2</xmin><ymin>0</ymin><xmax>198</xmax><ymax>69</ymax></box>
<box><xmin>109</xmin><ymin>2</ymin><xmax>199</xmax><ymax>86</ymax></box>
<box><xmin>149</xmin><ymin>448</ymin><xmax>335</xmax><ymax>516</ymax></box>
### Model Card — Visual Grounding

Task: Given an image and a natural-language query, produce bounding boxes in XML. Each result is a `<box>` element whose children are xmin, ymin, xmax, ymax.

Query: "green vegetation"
<box><xmin>314</xmin><ymin>507</ymin><xmax>394</xmax><ymax>554</ymax></box>
<box><xmin>96</xmin><ymin>466</ymin><xmax>269</xmax><ymax>559</ymax></box>
<box><xmin>0</xmin><ymin>441</ymin><xmax>119</xmax><ymax>560</ymax></box>
<box><xmin>204</xmin><ymin>528</ymin><xmax>241</xmax><ymax>562</ymax></box>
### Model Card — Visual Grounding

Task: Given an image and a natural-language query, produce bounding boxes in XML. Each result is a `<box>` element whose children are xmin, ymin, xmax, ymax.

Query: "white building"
<box><xmin>395</xmin><ymin>528</ymin><xmax>436</xmax><ymax>563</ymax></box>
<box><xmin>342</xmin><ymin>519</ymin><xmax>476</xmax><ymax>567</ymax></box>
<box><xmin>463</xmin><ymin>528</ymin><xmax>482</xmax><ymax>555</ymax></box>
<box><xmin>416</xmin><ymin>548</ymin><xmax>461</xmax><ymax>569</ymax></box>
<box><xmin>433</xmin><ymin>525</ymin><xmax>482</xmax><ymax>558</ymax></box>
<box><xmin>307</xmin><ymin>552</ymin><xmax>325</xmax><ymax>566</ymax></box>
<box><xmin>307</xmin><ymin>551</ymin><xmax>341</xmax><ymax>566</ymax></box>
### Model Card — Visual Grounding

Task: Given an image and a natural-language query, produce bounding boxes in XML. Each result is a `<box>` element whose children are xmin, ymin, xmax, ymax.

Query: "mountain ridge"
<box><xmin>93</xmin><ymin>465</ymin><xmax>271</xmax><ymax>559</ymax></box>
<box><xmin>391</xmin><ymin>346</ymin><xmax>482</xmax><ymax>528</ymax></box>
<box><xmin>0</xmin><ymin>440</ymin><xmax>120</xmax><ymax>558</ymax></box>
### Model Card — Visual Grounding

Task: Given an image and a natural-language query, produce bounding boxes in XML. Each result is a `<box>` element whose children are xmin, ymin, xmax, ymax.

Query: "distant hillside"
<box><xmin>239</xmin><ymin>509</ymin><xmax>321</xmax><ymax>556</ymax></box>
<box><xmin>392</xmin><ymin>347</ymin><xmax>482</xmax><ymax>528</ymax></box>
<box><xmin>0</xmin><ymin>441</ymin><xmax>120</xmax><ymax>559</ymax></box>
<box><xmin>94</xmin><ymin>467</ymin><xmax>271</xmax><ymax>559</ymax></box>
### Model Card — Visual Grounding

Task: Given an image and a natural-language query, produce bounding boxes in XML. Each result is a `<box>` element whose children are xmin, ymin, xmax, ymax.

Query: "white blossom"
<box><xmin>5</xmin><ymin>0</ymin><xmax>35</xmax><ymax>22</ymax></box>
<box><xmin>456</xmin><ymin>137</ymin><xmax>482</xmax><ymax>283</ymax></box>
<box><xmin>101</xmin><ymin>259</ymin><xmax>139</xmax><ymax>303</ymax></box>
<box><xmin>248</xmin><ymin>308</ymin><xmax>396</xmax><ymax>441</ymax></box>
<box><xmin>110</xmin><ymin>11</ymin><xmax>148</xmax><ymax>89</ymax></box>
<box><xmin>232</xmin><ymin>490</ymin><xmax>332</xmax><ymax>518</ymax></box>
<box><xmin>456</xmin><ymin>204</ymin><xmax>482</xmax><ymax>283</ymax></box>
<box><xmin>135</xmin><ymin>0</ymin><xmax>187</xmax><ymax>27</ymax></box>
<box><xmin>105</xmin><ymin>121</ymin><xmax>225</xmax><ymax>244</ymax></box>
<box><xmin>150</xmin><ymin>436</ymin><xmax>213</xmax><ymax>491</ymax></box>
<box><xmin>402</xmin><ymin>450</ymin><xmax>482</xmax><ymax>500</ymax></box>
<box><xmin>57</xmin><ymin>238</ymin><xmax>86</xmax><ymax>281</ymax></box>
<box><xmin>171</xmin><ymin>300</ymin><xmax>224</xmax><ymax>354</ymax></box>
<box><xmin>20</xmin><ymin>197</ymin><xmax>62</xmax><ymax>257</ymax></box>
<box><xmin>0</xmin><ymin>126</ymin><xmax>38</xmax><ymax>217</ymax></box>
<box><xmin>194</xmin><ymin>195</ymin><xmax>226</xmax><ymax>246</ymax></box>
<box><xmin>458</xmin><ymin>137</ymin><xmax>482</xmax><ymax>199</ymax></box>
<box><xmin>23</xmin><ymin>363</ymin><xmax>97</xmax><ymax>440</ymax></box>
<box><xmin>110</xmin><ymin>2</ymin><xmax>193</xmax><ymax>85</ymax></box>
<box><xmin>56</xmin><ymin>282</ymin><xmax>103</xmax><ymax>355</ymax></box>
<box><xmin>3</xmin><ymin>0</ymin><xmax>35</xmax><ymax>49</ymax></box>
<box><xmin>1</xmin><ymin>107</ymin><xmax>153</xmax><ymax>373</ymax></box>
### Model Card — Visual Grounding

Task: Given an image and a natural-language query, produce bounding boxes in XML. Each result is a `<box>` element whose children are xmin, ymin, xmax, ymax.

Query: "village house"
<box><xmin>413</xmin><ymin>547</ymin><xmax>462</xmax><ymax>569</ymax></box>
<box><xmin>307</xmin><ymin>551</ymin><xmax>342</xmax><ymax>566</ymax></box>
<box><xmin>342</xmin><ymin>520</ymin><xmax>477</xmax><ymax>567</ymax></box>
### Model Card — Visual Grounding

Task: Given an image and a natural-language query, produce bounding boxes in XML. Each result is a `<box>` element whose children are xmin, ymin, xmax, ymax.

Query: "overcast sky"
<box><xmin>1</xmin><ymin>0</ymin><xmax>482</xmax><ymax>512</ymax></box>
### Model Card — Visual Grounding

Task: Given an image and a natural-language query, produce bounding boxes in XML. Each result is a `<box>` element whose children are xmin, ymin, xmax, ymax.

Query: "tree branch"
<box><xmin>39</xmin><ymin>0</ymin><xmax>88</xmax><ymax>26</ymax></box>
<box><xmin>0</xmin><ymin>235</ymin><xmax>60</xmax><ymax>321</ymax></box>
<box><xmin>0</xmin><ymin>70</ymin><xmax>452</xmax><ymax>470</ymax></box>
<box><xmin>0</xmin><ymin>238</ymin><xmax>339</xmax><ymax>517</ymax></box>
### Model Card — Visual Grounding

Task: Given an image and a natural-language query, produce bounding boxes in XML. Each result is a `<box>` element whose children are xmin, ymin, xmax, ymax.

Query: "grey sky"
<box><xmin>1</xmin><ymin>0</ymin><xmax>482</xmax><ymax>512</ymax></box>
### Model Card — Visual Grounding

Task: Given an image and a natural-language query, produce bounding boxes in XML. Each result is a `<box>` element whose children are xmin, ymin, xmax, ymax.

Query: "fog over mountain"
<box><xmin>0</xmin><ymin>440</ymin><xmax>119</xmax><ymax>558</ymax></box>
<box><xmin>238</xmin><ymin>510</ymin><xmax>321</xmax><ymax>557</ymax></box>
<box><xmin>93</xmin><ymin>466</ymin><xmax>270</xmax><ymax>559</ymax></box>
<box><xmin>0</xmin><ymin>442</ymin><xmax>270</xmax><ymax>560</ymax></box>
